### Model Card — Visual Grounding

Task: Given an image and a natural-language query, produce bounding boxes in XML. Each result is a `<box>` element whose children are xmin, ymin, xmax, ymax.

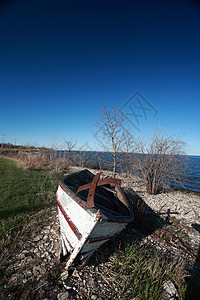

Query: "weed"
<box><xmin>102</xmin><ymin>242</ymin><xmax>187</xmax><ymax>299</ymax></box>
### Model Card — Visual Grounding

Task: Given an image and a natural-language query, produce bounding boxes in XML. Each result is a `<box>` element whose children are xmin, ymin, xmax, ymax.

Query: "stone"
<box><xmin>17</xmin><ymin>253</ymin><xmax>25</xmax><ymax>260</ymax></box>
<box><xmin>57</xmin><ymin>291</ymin><xmax>69</xmax><ymax>300</ymax></box>
<box><xmin>162</xmin><ymin>280</ymin><xmax>179</xmax><ymax>300</ymax></box>
<box><xmin>61</xmin><ymin>270</ymin><xmax>69</xmax><ymax>280</ymax></box>
<box><xmin>25</xmin><ymin>251</ymin><xmax>35</xmax><ymax>257</ymax></box>
<box><xmin>63</xmin><ymin>279</ymin><xmax>73</xmax><ymax>290</ymax></box>
<box><xmin>32</xmin><ymin>266</ymin><xmax>41</xmax><ymax>277</ymax></box>
<box><xmin>89</xmin><ymin>278</ymin><xmax>96</xmax><ymax>289</ymax></box>
<box><xmin>33</xmin><ymin>236</ymin><xmax>41</xmax><ymax>242</ymax></box>
<box><xmin>22</xmin><ymin>279</ymin><xmax>27</xmax><ymax>284</ymax></box>
<box><xmin>26</xmin><ymin>270</ymin><xmax>32</xmax><ymax>278</ymax></box>
<box><xmin>25</xmin><ymin>256</ymin><xmax>32</xmax><ymax>262</ymax></box>
<box><xmin>34</xmin><ymin>248</ymin><xmax>39</xmax><ymax>254</ymax></box>
<box><xmin>42</xmin><ymin>283</ymin><xmax>50</xmax><ymax>291</ymax></box>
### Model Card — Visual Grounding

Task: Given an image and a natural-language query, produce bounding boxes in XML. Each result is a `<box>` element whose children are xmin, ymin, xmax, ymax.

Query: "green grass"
<box><xmin>0</xmin><ymin>157</ymin><xmax>59</xmax><ymax>217</ymax></box>
<box><xmin>0</xmin><ymin>157</ymin><xmax>62</xmax><ymax>269</ymax></box>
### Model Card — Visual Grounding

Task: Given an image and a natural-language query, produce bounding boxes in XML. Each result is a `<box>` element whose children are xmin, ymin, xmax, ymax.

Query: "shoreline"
<box><xmin>1</xmin><ymin>149</ymin><xmax>200</xmax><ymax>193</ymax></box>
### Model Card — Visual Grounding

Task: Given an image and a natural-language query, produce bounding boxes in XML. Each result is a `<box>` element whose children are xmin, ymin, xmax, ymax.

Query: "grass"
<box><xmin>0</xmin><ymin>156</ymin><xmax>62</xmax><ymax>271</ymax></box>
<box><xmin>102</xmin><ymin>242</ymin><xmax>187</xmax><ymax>300</ymax></box>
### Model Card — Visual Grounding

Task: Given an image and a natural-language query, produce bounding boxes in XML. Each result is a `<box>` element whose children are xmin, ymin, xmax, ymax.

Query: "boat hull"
<box><xmin>56</xmin><ymin>170</ymin><xmax>133</xmax><ymax>269</ymax></box>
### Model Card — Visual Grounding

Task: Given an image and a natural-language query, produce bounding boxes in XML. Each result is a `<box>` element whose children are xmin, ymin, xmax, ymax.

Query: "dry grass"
<box><xmin>16</xmin><ymin>151</ymin><xmax>69</xmax><ymax>171</ymax></box>
<box><xmin>102</xmin><ymin>242</ymin><xmax>187</xmax><ymax>299</ymax></box>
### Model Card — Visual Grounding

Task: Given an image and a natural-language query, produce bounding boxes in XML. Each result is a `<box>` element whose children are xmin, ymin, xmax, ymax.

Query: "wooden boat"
<box><xmin>56</xmin><ymin>169</ymin><xmax>134</xmax><ymax>270</ymax></box>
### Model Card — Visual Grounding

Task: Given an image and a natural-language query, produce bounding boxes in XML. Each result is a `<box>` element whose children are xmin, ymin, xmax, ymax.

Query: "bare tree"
<box><xmin>122</xmin><ymin>131</ymin><xmax>135</xmax><ymax>177</ymax></box>
<box><xmin>95</xmin><ymin>105</ymin><xmax>128</xmax><ymax>176</ymax></box>
<box><xmin>1</xmin><ymin>134</ymin><xmax>5</xmax><ymax>149</ymax></box>
<box><xmin>91</xmin><ymin>151</ymin><xmax>104</xmax><ymax>170</ymax></box>
<box><xmin>132</xmin><ymin>129</ymin><xmax>187</xmax><ymax>194</ymax></box>
<box><xmin>65</xmin><ymin>139</ymin><xmax>77</xmax><ymax>153</ymax></box>
<box><xmin>50</xmin><ymin>136</ymin><xmax>59</xmax><ymax>160</ymax></box>
<box><xmin>64</xmin><ymin>139</ymin><xmax>77</xmax><ymax>163</ymax></box>
<box><xmin>74</xmin><ymin>151</ymin><xmax>87</xmax><ymax>168</ymax></box>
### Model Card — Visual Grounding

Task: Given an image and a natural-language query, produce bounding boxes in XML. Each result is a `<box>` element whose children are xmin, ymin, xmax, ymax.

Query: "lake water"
<box><xmin>61</xmin><ymin>151</ymin><xmax>200</xmax><ymax>193</ymax></box>
<box><xmin>184</xmin><ymin>155</ymin><xmax>200</xmax><ymax>193</ymax></box>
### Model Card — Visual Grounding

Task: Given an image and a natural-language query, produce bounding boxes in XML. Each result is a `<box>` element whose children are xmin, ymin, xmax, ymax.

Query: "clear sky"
<box><xmin>0</xmin><ymin>0</ymin><xmax>200</xmax><ymax>155</ymax></box>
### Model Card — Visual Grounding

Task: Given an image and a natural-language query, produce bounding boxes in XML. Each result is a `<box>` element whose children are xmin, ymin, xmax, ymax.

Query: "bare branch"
<box><xmin>64</xmin><ymin>139</ymin><xmax>77</xmax><ymax>152</ymax></box>
<box><xmin>95</xmin><ymin>105</ymin><xmax>128</xmax><ymax>176</ymax></box>
<box><xmin>132</xmin><ymin>130</ymin><xmax>188</xmax><ymax>194</ymax></box>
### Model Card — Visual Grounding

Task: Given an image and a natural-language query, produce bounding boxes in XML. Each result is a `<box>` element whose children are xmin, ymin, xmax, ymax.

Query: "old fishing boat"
<box><xmin>56</xmin><ymin>169</ymin><xmax>134</xmax><ymax>270</ymax></box>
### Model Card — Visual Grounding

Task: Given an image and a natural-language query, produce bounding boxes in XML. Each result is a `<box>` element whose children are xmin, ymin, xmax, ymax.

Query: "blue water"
<box><xmin>184</xmin><ymin>156</ymin><xmax>200</xmax><ymax>193</ymax></box>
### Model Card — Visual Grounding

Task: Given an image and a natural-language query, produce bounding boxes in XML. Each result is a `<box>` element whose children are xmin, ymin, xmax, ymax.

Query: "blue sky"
<box><xmin>0</xmin><ymin>0</ymin><xmax>200</xmax><ymax>155</ymax></box>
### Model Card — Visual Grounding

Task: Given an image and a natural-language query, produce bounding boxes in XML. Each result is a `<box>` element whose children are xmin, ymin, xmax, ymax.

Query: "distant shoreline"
<box><xmin>1</xmin><ymin>149</ymin><xmax>200</xmax><ymax>193</ymax></box>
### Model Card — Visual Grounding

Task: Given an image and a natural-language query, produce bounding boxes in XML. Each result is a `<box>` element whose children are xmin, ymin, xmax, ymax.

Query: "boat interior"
<box><xmin>62</xmin><ymin>170</ymin><xmax>131</xmax><ymax>217</ymax></box>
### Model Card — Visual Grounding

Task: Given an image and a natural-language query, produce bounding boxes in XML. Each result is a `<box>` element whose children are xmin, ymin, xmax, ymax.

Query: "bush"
<box><xmin>132</xmin><ymin>130</ymin><xmax>187</xmax><ymax>194</ymax></box>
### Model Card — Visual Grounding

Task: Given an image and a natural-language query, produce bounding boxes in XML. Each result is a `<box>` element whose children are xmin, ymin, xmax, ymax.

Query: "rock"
<box><xmin>41</xmin><ymin>251</ymin><xmax>49</xmax><ymax>258</ymax></box>
<box><xmin>42</xmin><ymin>283</ymin><xmax>50</xmax><ymax>291</ymax></box>
<box><xmin>57</xmin><ymin>291</ymin><xmax>69</xmax><ymax>300</ymax></box>
<box><xmin>89</xmin><ymin>278</ymin><xmax>96</xmax><ymax>289</ymax></box>
<box><xmin>25</xmin><ymin>251</ymin><xmax>35</xmax><ymax>257</ymax></box>
<box><xmin>25</xmin><ymin>270</ymin><xmax>32</xmax><ymax>278</ymax></box>
<box><xmin>17</xmin><ymin>253</ymin><xmax>25</xmax><ymax>260</ymax></box>
<box><xmin>32</xmin><ymin>266</ymin><xmax>41</xmax><ymax>277</ymax></box>
<box><xmin>61</xmin><ymin>270</ymin><xmax>69</xmax><ymax>280</ymax></box>
<box><xmin>91</xmin><ymin>295</ymin><xmax>98</xmax><ymax>300</ymax></box>
<box><xmin>162</xmin><ymin>280</ymin><xmax>179</xmax><ymax>300</ymax></box>
<box><xmin>63</xmin><ymin>279</ymin><xmax>73</xmax><ymax>290</ymax></box>
<box><xmin>33</xmin><ymin>248</ymin><xmax>39</xmax><ymax>254</ymax></box>
<box><xmin>22</xmin><ymin>279</ymin><xmax>27</xmax><ymax>284</ymax></box>
<box><xmin>33</xmin><ymin>235</ymin><xmax>41</xmax><ymax>242</ymax></box>
<box><xmin>25</xmin><ymin>256</ymin><xmax>33</xmax><ymax>262</ymax></box>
